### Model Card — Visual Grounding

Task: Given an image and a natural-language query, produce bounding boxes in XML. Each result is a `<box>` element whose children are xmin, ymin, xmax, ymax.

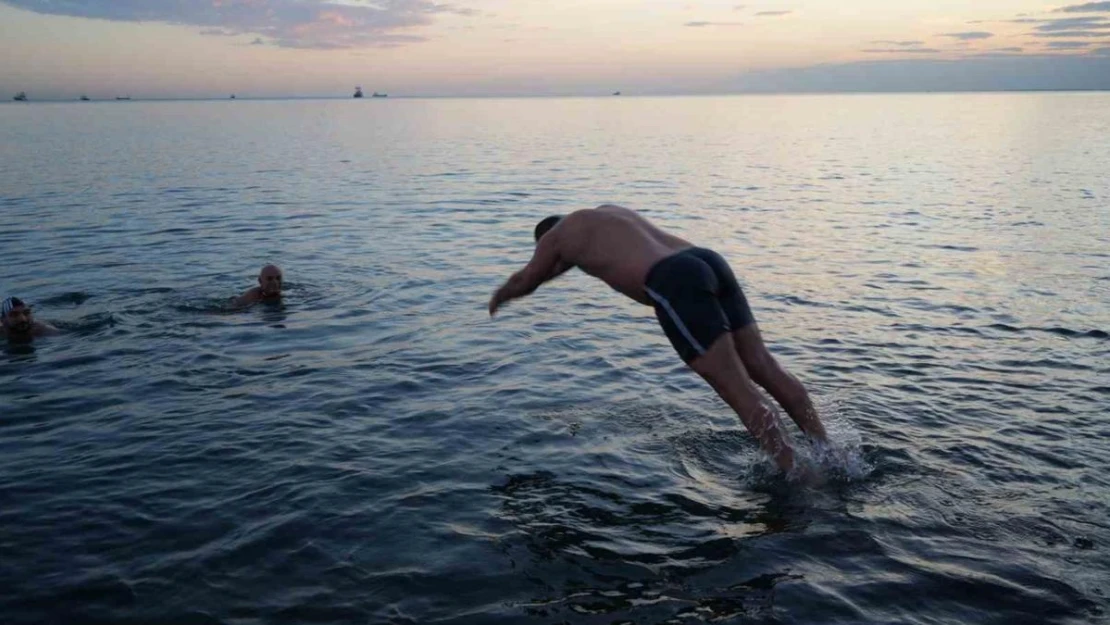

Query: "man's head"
<box><xmin>2</xmin><ymin>297</ymin><xmax>33</xmax><ymax>335</ymax></box>
<box><xmin>534</xmin><ymin>216</ymin><xmax>562</xmax><ymax>243</ymax></box>
<box><xmin>257</xmin><ymin>265</ymin><xmax>283</xmax><ymax>297</ymax></box>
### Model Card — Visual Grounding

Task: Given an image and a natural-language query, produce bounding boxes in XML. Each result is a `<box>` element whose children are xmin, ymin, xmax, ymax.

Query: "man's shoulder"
<box><xmin>33</xmin><ymin>322</ymin><xmax>58</xmax><ymax>337</ymax></box>
<box><xmin>231</xmin><ymin>287</ymin><xmax>261</xmax><ymax>307</ymax></box>
<box><xmin>560</xmin><ymin>208</ymin><xmax>602</xmax><ymax>231</ymax></box>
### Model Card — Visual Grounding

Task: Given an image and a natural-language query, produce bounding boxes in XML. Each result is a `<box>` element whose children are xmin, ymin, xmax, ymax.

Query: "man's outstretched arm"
<box><xmin>489</xmin><ymin>236</ymin><xmax>569</xmax><ymax>316</ymax></box>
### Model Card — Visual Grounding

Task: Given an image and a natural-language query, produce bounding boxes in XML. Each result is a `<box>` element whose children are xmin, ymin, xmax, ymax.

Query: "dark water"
<box><xmin>1</xmin><ymin>94</ymin><xmax>1108</xmax><ymax>624</ymax></box>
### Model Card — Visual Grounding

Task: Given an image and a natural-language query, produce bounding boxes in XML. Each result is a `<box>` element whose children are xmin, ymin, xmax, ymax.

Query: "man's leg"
<box><xmin>686</xmin><ymin>247</ymin><xmax>829</xmax><ymax>444</ymax></box>
<box><xmin>731</xmin><ymin>324</ymin><xmax>827</xmax><ymax>442</ymax></box>
<box><xmin>687</xmin><ymin>333</ymin><xmax>797</xmax><ymax>472</ymax></box>
<box><xmin>645</xmin><ymin>249</ymin><xmax>798</xmax><ymax>472</ymax></box>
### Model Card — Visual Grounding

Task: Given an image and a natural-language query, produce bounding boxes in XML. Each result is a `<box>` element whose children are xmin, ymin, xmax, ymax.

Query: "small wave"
<box><xmin>160</xmin><ymin>186</ymin><xmax>201</xmax><ymax>194</ymax></box>
<box><xmin>922</xmin><ymin>244</ymin><xmax>979</xmax><ymax>252</ymax></box>
<box><xmin>844</xmin><ymin>304</ymin><xmax>900</xmax><ymax>318</ymax></box>
<box><xmin>36</xmin><ymin>291</ymin><xmax>93</xmax><ymax>307</ymax></box>
<box><xmin>891</xmin><ymin>323</ymin><xmax>984</xmax><ymax>336</ymax></box>
<box><xmin>770</xmin><ymin>295</ymin><xmax>835</xmax><ymax>309</ymax></box>
<box><xmin>172</xmin><ymin>297</ymin><xmax>246</xmax><ymax>314</ymax></box>
<box><xmin>1046</xmin><ymin>327</ymin><xmax>1108</xmax><ymax>340</ymax></box>
<box><xmin>986</xmin><ymin>324</ymin><xmax>1108</xmax><ymax>340</ymax></box>
<box><xmin>52</xmin><ymin>312</ymin><xmax>116</xmax><ymax>335</ymax></box>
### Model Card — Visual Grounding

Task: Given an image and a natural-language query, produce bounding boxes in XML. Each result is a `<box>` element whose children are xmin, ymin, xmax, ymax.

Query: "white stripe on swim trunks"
<box><xmin>645</xmin><ymin>287</ymin><xmax>706</xmax><ymax>355</ymax></box>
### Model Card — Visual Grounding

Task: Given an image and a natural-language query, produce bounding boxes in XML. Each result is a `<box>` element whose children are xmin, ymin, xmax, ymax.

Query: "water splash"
<box><xmin>801</xmin><ymin>399</ymin><xmax>873</xmax><ymax>482</ymax></box>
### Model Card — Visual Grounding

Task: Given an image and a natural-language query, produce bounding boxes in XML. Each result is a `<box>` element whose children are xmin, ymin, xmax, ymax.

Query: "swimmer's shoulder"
<box><xmin>231</xmin><ymin>286</ymin><xmax>262</xmax><ymax>308</ymax></box>
<box><xmin>34</xmin><ymin>322</ymin><xmax>60</xmax><ymax>337</ymax></box>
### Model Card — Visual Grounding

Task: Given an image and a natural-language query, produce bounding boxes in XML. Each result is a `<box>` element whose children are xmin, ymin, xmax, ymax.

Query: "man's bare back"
<box><xmin>489</xmin><ymin>204</ymin><xmax>829</xmax><ymax>479</ymax></box>
<box><xmin>552</xmin><ymin>205</ymin><xmax>693</xmax><ymax>305</ymax></box>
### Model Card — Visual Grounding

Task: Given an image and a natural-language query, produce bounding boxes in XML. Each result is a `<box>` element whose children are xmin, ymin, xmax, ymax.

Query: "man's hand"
<box><xmin>488</xmin><ymin>230</ymin><xmax>567</xmax><ymax>319</ymax></box>
<box><xmin>488</xmin><ymin>289</ymin><xmax>505</xmax><ymax>316</ymax></box>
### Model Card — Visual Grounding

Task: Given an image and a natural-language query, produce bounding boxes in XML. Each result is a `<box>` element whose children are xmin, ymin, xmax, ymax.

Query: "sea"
<box><xmin>1</xmin><ymin>93</ymin><xmax>1108</xmax><ymax>624</ymax></box>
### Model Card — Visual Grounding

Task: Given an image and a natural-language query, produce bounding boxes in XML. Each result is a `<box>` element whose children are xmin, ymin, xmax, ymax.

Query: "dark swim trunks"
<box><xmin>643</xmin><ymin>247</ymin><xmax>755</xmax><ymax>364</ymax></box>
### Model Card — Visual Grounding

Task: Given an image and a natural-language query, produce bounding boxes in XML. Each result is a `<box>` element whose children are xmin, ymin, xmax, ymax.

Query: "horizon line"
<box><xmin>6</xmin><ymin>88</ymin><xmax>1110</xmax><ymax>103</ymax></box>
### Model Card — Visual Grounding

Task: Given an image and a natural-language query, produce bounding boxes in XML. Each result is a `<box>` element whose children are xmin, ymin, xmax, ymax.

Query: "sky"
<box><xmin>1</xmin><ymin>0</ymin><xmax>1109</xmax><ymax>98</ymax></box>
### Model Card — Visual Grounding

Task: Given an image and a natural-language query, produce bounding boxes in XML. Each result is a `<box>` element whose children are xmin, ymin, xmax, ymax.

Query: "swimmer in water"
<box><xmin>232</xmin><ymin>265</ymin><xmax>283</xmax><ymax>308</ymax></box>
<box><xmin>489</xmin><ymin>204</ymin><xmax>829</xmax><ymax>474</ymax></box>
<box><xmin>2</xmin><ymin>297</ymin><xmax>60</xmax><ymax>343</ymax></box>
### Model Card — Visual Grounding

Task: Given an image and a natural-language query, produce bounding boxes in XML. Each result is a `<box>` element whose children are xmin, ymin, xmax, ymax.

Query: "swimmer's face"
<box><xmin>258</xmin><ymin>267</ymin><xmax>283</xmax><ymax>296</ymax></box>
<box><xmin>3</xmin><ymin>304</ymin><xmax>33</xmax><ymax>334</ymax></box>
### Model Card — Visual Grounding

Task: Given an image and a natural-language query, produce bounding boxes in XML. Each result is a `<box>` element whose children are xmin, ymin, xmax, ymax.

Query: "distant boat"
<box><xmin>612</xmin><ymin>91</ymin><xmax>621</xmax><ymax>96</ymax></box>
<box><xmin>13</xmin><ymin>91</ymin><xmax>27</xmax><ymax>101</ymax></box>
<box><xmin>230</xmin><ymin>94</ymin><xmax>236</xmax><ymax>99</ymax></box>
<box><xmin>116</xmin><ymin>96</ymin><xmax>131</xmax><ymax>101</ymax></box>
<box><xmin>372</xmin><ymin>92</ymin><xmax>387</xmax><ymax>98</ymax></box>
<box><xmin>353</xmin><ymin>86</ymin><xmax>364</xmax><ymax>98</ymax></box>
<box><xmin>79</xmin><ymin>95</ymin><xmax>90</xmax><ymax>101</ymax></box>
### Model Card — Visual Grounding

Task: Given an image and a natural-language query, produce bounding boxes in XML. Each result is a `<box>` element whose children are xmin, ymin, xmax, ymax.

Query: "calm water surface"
<box><xmin>1</xmin><ymin>94</ymin><xmax>1108</xmax><ymax>624</ymax></box>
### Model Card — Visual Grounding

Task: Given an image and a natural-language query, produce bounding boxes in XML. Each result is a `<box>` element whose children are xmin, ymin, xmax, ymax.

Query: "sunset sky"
<box><xmin>2</xmin><ymin>0</ymin><xmax>1109</xmax><ymax>98</ymax></box>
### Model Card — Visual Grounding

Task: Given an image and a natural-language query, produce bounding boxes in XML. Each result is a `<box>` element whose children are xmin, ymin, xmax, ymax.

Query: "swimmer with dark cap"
<box><xmin>2</xmin><ymin>297</ymin><xmax>60</xmax><ymax>342</ymax></box>
<box><xmin>232</xmin><ymin>265</ymin><xmax>283</xmax><ymax>308</ymax></box>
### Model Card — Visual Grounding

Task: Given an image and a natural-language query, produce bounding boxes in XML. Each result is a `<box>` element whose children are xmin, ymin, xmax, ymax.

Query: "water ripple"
<box><xmin>2</xmin><ymin>95</ymin><xmax>1109</xmax><ymax>624</ymax></box>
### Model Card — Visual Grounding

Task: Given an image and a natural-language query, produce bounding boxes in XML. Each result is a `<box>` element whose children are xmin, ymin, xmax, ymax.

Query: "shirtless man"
<box><xmin>489</xmin><ymin>204</ymin><xmax>828</xmax><ymax>473</ymax></box>
<box><xmin>232</xmin><ymin>265</ymin><xmax>283</xmax><ymax>308</ymax></box>
<box><xmin>2</xmin><ymin>297</ymin><xmax>60</xmax><ymax>343</ymax></box>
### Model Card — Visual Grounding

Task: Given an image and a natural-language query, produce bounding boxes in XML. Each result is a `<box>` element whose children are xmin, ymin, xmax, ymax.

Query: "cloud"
<box><xmin>1027</xmin><ymin>9</ymin><xmax>1110</xmax><ymax>39</ymax></box>
<box><xmin>684</xmin><ymin>21</ymin><xmax>743</xmax><ymax>27</ymax></box>
<box><xmin>734</xmin><ymin>5</ymin><xmax>746</xmax><ymax>10</ymax></box>
<box><xmin>0</xmin><ymin>0</ymin><xmax>477</xmax><ymax>49</ymax></box>
<box><xmin>1094</xmin><ymin>46</ymin><xmax>1110</xmax><ymax>54</ymax></box>
<box><xmin>1033</xmin><ymin>16</ymin><xmax>1110</xmax><ymax>31</ymax></box>
<box><xmin>862</xmin><ymin>48</ymin><xmax>941</xmax><ymax>54</ymax></box>
<box><xmin>1053</xmin><ymin>2</ymin><xmax>1110</xmax><ymax>12</ymax></box>
<box><xmin>968</xmin><ymin>51</ymin><xmax>1026</xmax><ymax>58</ymax></box>
<box><xmin>869</xmin><ymin>40</ymin><xmax>926</xmax><ymax>46</ymax></box>
<box><xmin>755</xmin><ymin>10</ymin><xmax>792</xmax><ymax>16</ymax></box>
<box><xmin>728</xmin><ymin>55</ymin><xmax>1110</xmax><ymax>92</ymax></box>
<box><xmin>994</xmin><ymin>47</ymin><xmax>1025</xmax><ymax>52</ymax></box>
<box><xmin>940</xmin><ymin>31</ymin><xmax>994</xmax><ymax>40</ymax></box>
<box><xmin>1035</xmin><ymin>29</ymin><xmax>1110</xmax><ymax>36</ymax></box>
<box><xmin>1047</xmin><ymin>40</ymin><xmax>1092</xmax><ymax>47</ymax></box>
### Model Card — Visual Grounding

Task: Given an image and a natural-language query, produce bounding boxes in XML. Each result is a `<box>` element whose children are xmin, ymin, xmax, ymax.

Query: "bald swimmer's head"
<box><xmin>258</xmin><ymin>265</ymin><xmax>283</xmax><ymax>298</ymax></box>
